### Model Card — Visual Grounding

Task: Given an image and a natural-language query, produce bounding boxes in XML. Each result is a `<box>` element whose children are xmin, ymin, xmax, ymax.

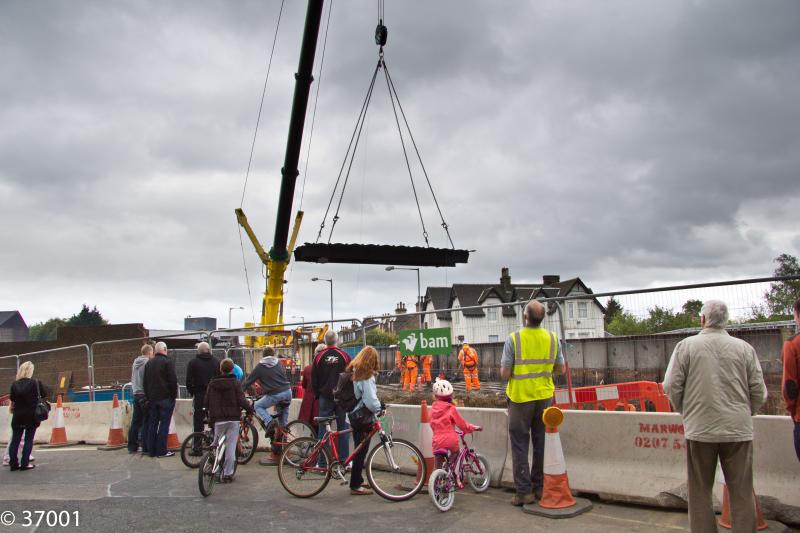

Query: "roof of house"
<box><xmin>422</xmin><ymin>275</ymin><xmax>606</xmax><ymax>318</ymax></box>
<box><xmin>0</xmin><ymin>311</ymin><xmax>25</xmax><ymax>328</ymax></box>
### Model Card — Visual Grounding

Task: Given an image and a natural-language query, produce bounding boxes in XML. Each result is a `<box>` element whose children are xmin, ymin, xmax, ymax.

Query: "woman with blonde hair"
<box><xmin>346</xmin><ymin>345</ymin><xmax>383</xmax><ymax>495</ymax></box>
<box><xmin>8</xmin><ymin>361</ymin><xmax>47</xmax><ymax>471</ymax></box>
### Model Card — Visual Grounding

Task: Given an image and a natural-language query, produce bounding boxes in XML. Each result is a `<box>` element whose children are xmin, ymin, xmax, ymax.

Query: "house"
<box><xmin>338</xmin><ymin>302</ymin><xmax>420</xmax><ymax>345</ymax></box>
<box><xmin>421</xmin><ymin>268</ymin><xmax>607</xmax><ymax>343</ymax></box>
<box><xmin>0</xmin><ymin>311</ymin><xmax>29</xmax><ymax>342</ymax></box>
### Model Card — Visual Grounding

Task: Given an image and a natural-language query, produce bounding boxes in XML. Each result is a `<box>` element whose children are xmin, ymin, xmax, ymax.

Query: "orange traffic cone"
<box><xmin>523</xmin><ymin>407</ymin><xmax>592</xmax><ymax>518</ymax></box>
<box><xmin>166</xmin><ymin>413</ymin><xmax>180</xmax><ymax>451</ymax></box>
<box><xmin>417</xmin><ymin>401</ymin><xmax>434</xmax><ymax>485</ymax></box>
<box><xmin>47</xmin><ymin>395</ymin><xmax>69</xmax><ymax>446</ymax></box>
<box><xmin>98</xmin><ymin>394</ymin><xmax>126</xmax><ymax>450</ymax></box>
<box><xmin>718</xmin><ymin>486</ymin><xmax>768</xmax><ymax>530</ymax></box>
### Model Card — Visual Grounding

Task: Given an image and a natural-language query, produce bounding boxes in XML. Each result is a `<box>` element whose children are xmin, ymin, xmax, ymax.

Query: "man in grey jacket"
<box><xmin>128</xmin><ymin>344</ymin><xmax>153</xmax><ymax>454</ymax></box>
<box><xmin>663</xmin><ymin>300</ymin><xmax>767</xmax><ymax>533</ymax></box>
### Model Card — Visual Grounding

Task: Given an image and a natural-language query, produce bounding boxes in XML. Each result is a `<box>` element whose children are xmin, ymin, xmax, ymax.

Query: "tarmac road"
<box><xmin>0</xmin><ymin>447</ymin><xmax>788</xmax><ymax>533</ymax></box>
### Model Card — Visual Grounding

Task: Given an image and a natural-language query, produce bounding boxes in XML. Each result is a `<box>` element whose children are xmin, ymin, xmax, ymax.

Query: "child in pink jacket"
<box><xmin>430</xmin><ymin>378</ymin><xmax>480</xmax><ymax>459</ymax></box>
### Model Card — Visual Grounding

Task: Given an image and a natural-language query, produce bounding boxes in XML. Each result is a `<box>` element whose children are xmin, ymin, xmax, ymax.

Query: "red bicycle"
<box><xmin>277</xmin><ymin>411</ymin><xmax>426</xmax><ymax>502</ymax></box>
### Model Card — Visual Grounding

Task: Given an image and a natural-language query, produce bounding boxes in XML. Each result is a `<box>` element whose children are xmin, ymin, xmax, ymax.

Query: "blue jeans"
<box><xmin>128</xmin><ymin>394</ymin><xmax>147</xmax><ymax>452</ymax></box>
<box><xmin>147</xmin><ymin>398</ymin><xmax>175</xmax><ymax>457</ymax></box>
<box><xmin>9</xmin><ymin>424</ymin><xmax>36</xmax><ymax>468</ymax></box>
<box><xmin>254</xmin><ymin>389</ymin><xmax>293</xmax><ymax>428</ymax></box>
<box><xmin>317</xmin><ymin>396</ymin><xmax>349</xmax><ymax>464</ymax></box>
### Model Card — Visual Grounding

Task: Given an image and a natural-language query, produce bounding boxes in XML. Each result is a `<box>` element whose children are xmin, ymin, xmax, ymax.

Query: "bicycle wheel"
<box><xmin>465</xmin><ymin>453</ymin><xmax>491</xmax><ymax>493</ymax></box>
<box><xmin>181</xmin><ymin>432</ymin><xmax>212</xmax><ymax>469</ymax></box>
<box><xmin>428</xmin><ymin>469</ymin><xmax>455</xmax><ymax>512</ymax></box>
<box><xmin>237</xmin><ymin>421</ymin><xmax>258</xmax><ymax>465</ymax></box>
<box><xmin>198</xmin><ymin>452</ymin><xmax>216</xmax><ymax>497</ymax></box>
<box><xmin>277</xmin><ymin>437</ymin><xmax>331</xmax><ymax>498</ymax></box>
<box><xmin>366</xmin><ymin>438</ymin><xmax>427</xmax><ymax>502</ymax></box>
<box><xmin>285</xmin><ymin>420</ymin><xmax>315</xmax><ymax>441</ymax></box>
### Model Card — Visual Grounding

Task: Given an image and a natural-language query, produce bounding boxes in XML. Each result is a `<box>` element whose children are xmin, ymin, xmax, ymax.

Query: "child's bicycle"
<box><xmin>277</xmin><ymin>410</ymin><xmax>427</xmax><ymax>501</ymax></box>
<box><xmin>198</xmin><ymin>432</ymin><xmax>235</xmax><ymax>497</ymax></box>
<box><xmin>428</xmin><ymin>428</ymin><xmax>491</xmax><ymax>512</ymax></box>
<box><xmin>180</xmin><ymin>410</ymin><xmax>257</xmax><ymax>468</ymax></box>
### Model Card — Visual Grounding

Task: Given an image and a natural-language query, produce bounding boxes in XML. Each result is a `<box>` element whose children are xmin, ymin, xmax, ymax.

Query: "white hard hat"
<box><xmin>433</xmin><ymin>378</ymin><xmax>454</xmax><ymax>397</ymax></box>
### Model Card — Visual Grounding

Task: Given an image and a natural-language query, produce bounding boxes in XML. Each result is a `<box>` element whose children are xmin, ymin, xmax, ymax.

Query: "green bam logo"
<box><xmin>398</xmin><ymin>328</ymin><xmax>451</xmax><ymax>356</ymax></box>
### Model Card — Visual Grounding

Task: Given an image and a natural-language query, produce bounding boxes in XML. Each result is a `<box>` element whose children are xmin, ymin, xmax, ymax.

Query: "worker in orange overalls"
<box><xmin>458</xmin><ymin>343</ymin><xmax>480</xmax><ymax>391</ymax></box>
<box><xmin>421</xmin><ymin>355</ymin><xmax>433</xmax><ymax>385</ymax></box>
<box><xmin>402</xmin><ymin>354</ymin><xmax>419</xmax><ymax>392</ymax></box>
<box><xmin>395</xmin><ymin>350</ymin><xmax>406</xmax><ymax>389</ymax></box>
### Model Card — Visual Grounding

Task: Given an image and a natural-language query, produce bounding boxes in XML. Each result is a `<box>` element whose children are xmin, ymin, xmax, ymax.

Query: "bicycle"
<box><xmin>180</xmin><ymin>411</ymin><xmax>258</xmax><ymax>468</ymax></box>
<box><xmin>198</xmin><ymin>432</ymin><xmax>237</xmax><ymax>497</ymax></box>
<box><xmin>428</xmin><ymin>428</ymin><xmax>491</xmax><ymax>512</ymax></box>
<box><xmin>245</xmin><ymin>398</ymin><xmax>315</xmax><ymax>458</ymax></box>
<box><xmin>277</xmin><ymin>411</ymin><xmax>427</xmax><ymax>502</ymax></box>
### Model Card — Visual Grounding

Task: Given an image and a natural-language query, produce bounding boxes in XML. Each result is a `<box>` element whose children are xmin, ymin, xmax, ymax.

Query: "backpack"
<box><xmin>333</xmin><ymin>371</ymin><xmax>358</xmax><ymax>411</ymax></box>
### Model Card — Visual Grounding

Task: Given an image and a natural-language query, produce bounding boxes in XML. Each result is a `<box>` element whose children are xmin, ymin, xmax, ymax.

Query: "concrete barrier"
<box><xmin>0</xmin><ymin>401</ymin><xmax>130</xmax><ymax>445</ymax></box>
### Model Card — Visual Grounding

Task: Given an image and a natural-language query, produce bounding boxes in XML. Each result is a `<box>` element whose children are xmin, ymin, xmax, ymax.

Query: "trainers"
<box><xmin>157</xmin><ymin>451</ymin><xmax>175</xmax><ymax>458</ymax></box>
<box><xmin>511</xmin><ymin>492</ymin><xmax>536</xmax><ymax>506</ymax></box>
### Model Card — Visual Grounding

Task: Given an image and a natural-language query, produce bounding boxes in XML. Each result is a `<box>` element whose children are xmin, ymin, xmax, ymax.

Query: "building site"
<box><xmin>1</xmin><ymin>0</ymin><xmax>799</xmax><ymax>531</ymax></box>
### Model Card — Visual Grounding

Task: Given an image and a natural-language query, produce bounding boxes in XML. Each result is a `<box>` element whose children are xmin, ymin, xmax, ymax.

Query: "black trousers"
<box><xmin>192</xmin><ymin>394</ymin><xmax>206</xmax><ymax>450</ymax></box>
<box><xmin>507</xmin><ymin>397</ymin><xmax>551</xmax><ymax>496</ymax></box>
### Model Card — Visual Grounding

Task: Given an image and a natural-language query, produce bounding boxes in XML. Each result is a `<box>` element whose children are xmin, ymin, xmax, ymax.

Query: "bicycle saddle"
<box><xmin>433</xmin><ymin>448</ymin><xmax>451</xmax><ymax>457</ymax></box>
<box><xmin>314</xmin><ymin>415</ymin><xmax>337</xmax><ymax>423</ymax></box>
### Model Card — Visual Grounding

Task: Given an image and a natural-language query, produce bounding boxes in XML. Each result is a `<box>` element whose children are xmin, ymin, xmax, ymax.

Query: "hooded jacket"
<box><xmin>186</xmin><ymin>351</ymin><xmax>220</xmax><ymax>398</ymax></box>
<box><xmin>430</xmin><ymin>399</ymin><xmax>479</xmax><ymax>452</ymax></box>
<box><xmin>204</xmin><ymin>373</ymin><xmax>253</xmax><ymax>423</ymax></box>
<box><xmin>131</xmin><ymin>356</ymin><xmax>149</xmax><ymax>395</ymax></box>
<box><xmin>243</xmin><ymin>356</ymin><xmax>290</xmax><ymax>396</ymax></box>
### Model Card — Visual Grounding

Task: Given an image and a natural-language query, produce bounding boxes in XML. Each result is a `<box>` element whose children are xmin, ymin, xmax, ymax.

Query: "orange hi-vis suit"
<box><xmin>421</xmin><ymin>355</ymin><xmax>433</xmax><ymax>383</ymax></box>
<box><xmin>458</xmin><ymin>344</ymin><xmax>480</xmax><ymax>390</ymax></box>
<box><xmin>395</xmin><ymin>350</ymin><xmax>406</xmax><ymax>385</ymax></box>
<box><xmin>402</xmin><ymin>355</ymin><xmax>419</xmax><ymax>392</ymax></box>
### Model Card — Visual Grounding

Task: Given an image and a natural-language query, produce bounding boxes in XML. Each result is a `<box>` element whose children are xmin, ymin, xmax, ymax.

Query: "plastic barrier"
<box><xmin>554</xmin><ymin>381</ymin><xmax>671</xmax><ymax>412</ymax></box>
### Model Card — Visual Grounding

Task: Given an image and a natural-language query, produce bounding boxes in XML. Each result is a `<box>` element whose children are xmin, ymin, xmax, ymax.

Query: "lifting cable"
<box><xmin>238</xmin><ymin>0</ymin><xmax>286</xmax><ymax>323</ymax></box>
<box><xmin>315</xmin><ymin>0</ymin><xmax>455</xmax><ymax>248</ymax></box>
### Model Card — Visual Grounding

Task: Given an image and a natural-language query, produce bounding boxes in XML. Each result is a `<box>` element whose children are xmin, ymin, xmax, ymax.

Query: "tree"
<box><xmin>27</xmin><ymin>305</ymin><xmax>108</xmax><ymax>341</ymax></box>
<box><xmin>67</xmin><ymin>304</ymin><xmax>107</xmax><ymax>327</ymax></box>
<box><xmin>681</xmin><ymin>299</ymin><xmax>703</xmax><ymax>317</ymax></box>
<box><xmin>606</xmin><ymin>300</ymin><xmax>701</xmax><ymax>336</ymax></box>
<box><xmin>604</xmin><ymin>297</ymin><xmax>623</xmax><ymax>327</ymax></box>
<box><xmin>764</xmin><ymin>253</ymin><xmax>800</xmax><ymax>317</ymax></box>
<box><xmin>28</xmin><ymin>318</ymin><xmax>67</xmax><ymax>341</ymax></box>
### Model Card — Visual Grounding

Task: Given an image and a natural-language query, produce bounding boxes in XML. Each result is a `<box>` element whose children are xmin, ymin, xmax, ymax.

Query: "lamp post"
<box><xmin>228</xmin><ymin>306</ymin><xmax>244</xmax><ymax>329</ymax></box>
<box><xmin>311</xmin><ymin>277</ymin><xmax>333</xmax><ymax>328</ymax></box>
<box><xmin>385</xmin><ymin>266</ymin><xmax>422</xmax><ymax>329</ymax></box>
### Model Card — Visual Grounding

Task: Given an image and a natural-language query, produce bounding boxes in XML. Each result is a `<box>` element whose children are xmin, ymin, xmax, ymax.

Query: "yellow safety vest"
<box><xmin>506</xmin><ymin>328</ymin><xmax>557</xmax><ymax>403</ymax></box>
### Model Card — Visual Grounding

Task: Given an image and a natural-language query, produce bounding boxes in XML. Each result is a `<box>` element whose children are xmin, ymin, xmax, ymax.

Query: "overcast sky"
<box><xmin>2</xmin><ymin>0</ymin><xmax>799</xmax><ymax>331</ymax></box>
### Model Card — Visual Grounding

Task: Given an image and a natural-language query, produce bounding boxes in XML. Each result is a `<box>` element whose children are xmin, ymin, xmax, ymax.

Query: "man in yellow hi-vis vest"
<box><xmin>501</xmin><ymin>300</ymin><xmax>565</xmax><ymax>507</ymax></box>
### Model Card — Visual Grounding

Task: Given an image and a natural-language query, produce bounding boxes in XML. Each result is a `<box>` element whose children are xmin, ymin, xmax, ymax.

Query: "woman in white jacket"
<box><xmin>347</xmin><ymin>346</ymin><xmax>382</xmax><ymax>495</ymax></box>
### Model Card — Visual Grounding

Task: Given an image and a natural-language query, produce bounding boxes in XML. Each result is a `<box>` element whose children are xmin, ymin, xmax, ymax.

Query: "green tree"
<box><xmin>765</xmin><ymin>253</ymin><xmax>800</xmax><ymax>317</ymax></box>
<box><xmin>604</xmin><ymin>296</ymin><xmax>623</xmax><ymax>327</ymax></box>
<box><xmin>28</xmin><ymin>318</ymin><xmax>67</xmax><ymax>341</ymax></box>
<box><xmin>67</xmin><ymin>304</ymin><xmax>107</xmax><ymax>327</ymax></box>
<box><xmin>681</xmin><ymin>299</ymin><xmax>703</xmax><ymax>317</ymax></box>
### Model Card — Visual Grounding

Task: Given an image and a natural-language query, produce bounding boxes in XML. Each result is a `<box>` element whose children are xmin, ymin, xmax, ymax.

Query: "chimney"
<box><xmin>395</xmin><ymin>302</ymin><xmax>407</xmax><ymax>314</ymax></box>
<box><xmin>500</xmin><ymin>267</ymin><xmax>511</xmax><ymax>291</ymax></box>
<box><xmin>542</xmin><ymin>275</ymin><xmax>560</xmax><ymax>286</ymax></box>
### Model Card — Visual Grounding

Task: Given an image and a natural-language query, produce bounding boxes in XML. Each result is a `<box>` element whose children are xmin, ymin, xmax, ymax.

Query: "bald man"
<box><xmin>501</xmin><ymin>300</ymin><xmax>565</xmax><ymax>506</ymax></box>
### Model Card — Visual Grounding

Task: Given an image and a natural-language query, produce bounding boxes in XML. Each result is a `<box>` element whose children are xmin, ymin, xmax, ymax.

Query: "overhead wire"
<box><xmin>238</xmin><ymin>0</ymin><xmax>286</xmax><ymax>324</ymax></box>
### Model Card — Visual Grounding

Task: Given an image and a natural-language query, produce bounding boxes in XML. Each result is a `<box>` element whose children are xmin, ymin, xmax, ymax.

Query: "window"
<box><xmin>578</xmin><ymin>331</ymin><xmax>590</xmax><ymax>338</ymax></box>
<box><xmin>577</xmin><ymin>302</ymin><xmax>588</xmax><ymax>318</ymax></box>
<box><xmin>453</xmin><ymin>309</ymin><xmax>460</xmax><ymax>324</ymax></box>
<box><xmin>488</xmin><ymin>335</ymin><xmax>499</xmax><ymax>342</ymax></box>
<box><xmin>487</xmin><ymin>308</ymin><xmax>498</xmax><ymax>322</ymax></box>
<box><xmin>568</xmin><ymin>303</ymin><xmax>574</xmax><ymax>318</ymax></box>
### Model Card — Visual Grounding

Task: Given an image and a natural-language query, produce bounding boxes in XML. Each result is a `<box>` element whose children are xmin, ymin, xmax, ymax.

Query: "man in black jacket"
<box><xmin>144</xmin><ymin>341</ymin><xmax>178</xmax><ymax>458</ymax></box>
<box><xmin>311</xmin><ymin>330</ymin><xmax>351</xmax><ymax>460</ymax></box>
<box><xmin>185</xmin><ymin>341</ymin><xmax>219</xmax><ymax>454</ymax></box>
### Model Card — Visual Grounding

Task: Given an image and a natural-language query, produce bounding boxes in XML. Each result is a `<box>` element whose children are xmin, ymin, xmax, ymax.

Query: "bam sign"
<box><xmin>398</xmin><ymin>328</ymin><xmax>451</xmax><ymax>356</ymax></box>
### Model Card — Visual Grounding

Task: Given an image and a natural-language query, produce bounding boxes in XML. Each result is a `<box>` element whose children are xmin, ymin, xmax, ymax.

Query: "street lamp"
<box><xmin>385</xmin><ymin>266</ymin><xmax>422</xmax><ymax>329</ymax></box>
<box><xmin>311</xmin><ymin>277</ymin><xmax>333</xmax><ymax>328</ymax></box>
<box><xmin>228</xmin><ymin>306</ymin><xmax>245</xmax><ymax>329</ymax></box>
